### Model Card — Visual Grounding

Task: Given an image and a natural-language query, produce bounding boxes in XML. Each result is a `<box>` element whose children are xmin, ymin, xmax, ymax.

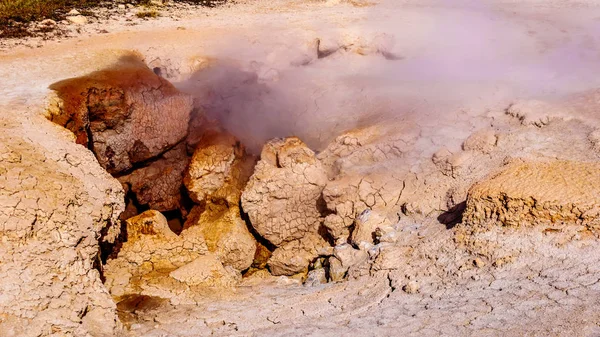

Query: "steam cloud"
<box><xmin>174</xmin><ymin>0</ymin><xmax>600</xmax><ymax>152</ymax></box>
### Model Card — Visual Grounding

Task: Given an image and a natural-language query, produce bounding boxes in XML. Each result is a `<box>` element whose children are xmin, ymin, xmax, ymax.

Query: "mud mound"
<box><xmin>464</xmin><ymin>160</ymin><xmax>600</xmax><ymax>229</ymax></box>
<box><xmin>241</xmin><ymin>137</ymin><xmax>329</xmax><ymax>247</ymax></box>
<box><xmin>184</xmin><ymin>130</ymin><xmax>256</xmax><ymax>205</ymax></box>
<box><xmin>241</xmin><ymin>137</ymin><xmax>330</xmax><ymax>276</ymax></box>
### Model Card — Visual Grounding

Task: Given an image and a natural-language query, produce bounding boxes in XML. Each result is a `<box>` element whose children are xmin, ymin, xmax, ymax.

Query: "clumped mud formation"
<box><xmin>241</xmin><ymin>137</ymin><xmax>331</xmax><ymax>275</ymax></box>
<box><xmin>103</xmin><ymin>210</ymin><xmax>239</xmax><ymax>305</ymax></box>
<box><xmin>184</xmin><ymin>131</ymin><xmax>255</xmax><ymax>205</ymax></box>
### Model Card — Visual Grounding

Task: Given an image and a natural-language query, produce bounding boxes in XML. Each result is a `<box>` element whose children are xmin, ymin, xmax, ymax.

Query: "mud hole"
<box><xmin>41</xmin><ymin>44</ymin><xmax>600</xmax><ymax>335</ymax></box>
<box><xmin>7</xmin><ymin>1</ymin><xmax>600</xmax><ymax>335</ymax></box>
<box><xmin>46</xmin><ymin>54</ymin><xmax>356</xmax><ymax>320</ymax></box>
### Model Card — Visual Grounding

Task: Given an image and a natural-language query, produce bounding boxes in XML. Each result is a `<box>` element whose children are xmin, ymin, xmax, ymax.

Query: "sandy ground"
<box><xmin>4</xmin><ymin>0</ymin><xmax>600</xmax><ymax>336</ymax></box>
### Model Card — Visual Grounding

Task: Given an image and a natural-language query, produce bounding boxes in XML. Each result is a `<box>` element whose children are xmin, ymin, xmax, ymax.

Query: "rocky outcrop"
<box><xmin>46</xmin><ymin>57</ymin><xmax>193</xmax><ymax>174</ymax></box>
<box><xmin>463</xmin><ymin>160</ymin><xmax>600</xmax><ymax>229</ymax></box>
<box><xmin>242</xmin><ymin>137</ymin><xmax>329</xmax><ymax>246</ymax></box>
<box><xmin>0</xmin><ymin>114</ymin><xmax>124</xmax><ymax>336</ymax></box>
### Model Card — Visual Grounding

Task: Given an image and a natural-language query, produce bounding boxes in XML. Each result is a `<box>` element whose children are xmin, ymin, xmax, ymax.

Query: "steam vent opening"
<box><xmin>8</xmin><ymin>1</ymin><xmax>600</xmax><ymax>336</ymax></box>
<box><xmin>46</xmin><ymin>54</ymin><xmax>354</xmax><ymax>328</ymax></box>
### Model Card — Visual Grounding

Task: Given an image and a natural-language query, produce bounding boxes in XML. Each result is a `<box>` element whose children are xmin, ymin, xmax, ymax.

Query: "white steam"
<box><xmin>176</xmin><ymin>0</ymin><xmax>600</xmax><ymax>152</ymax></box>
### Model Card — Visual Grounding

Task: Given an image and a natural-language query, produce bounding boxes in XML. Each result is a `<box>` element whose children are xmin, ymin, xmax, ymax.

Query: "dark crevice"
<box><xmin>99</xmin><ymin>190</ymin><xmax>141</xmax><ymax>264</ymax></box>
<box><xmin>112</xmin><ymin>136</ymin><xmax>188</xmax><ymax>179</ymax></box>
<box><xmin>85</xmin><ymin>121</ymin><xmax>94</xmax><ymax>151</ymax></box>
<box><xmin>162</xmin><ymin>209</ymin><xmax>185</xmax><ymax>235</ymax></box>
<box><xmin>371</xmin><ymin>227</ymin><xmax>380</xmax><ymax>245</ymax></box>
<box><xmin>93</xmin><ymin>248</ymin><xmax>105</xmax><ymax>283</ymax></box>
<box><xmin>387</xmin><ymin>272</ymin><xmax>396</xmax><ymax>292</ymax></box>
<box><xmin>438</xmin><ymin>201</ymin><xmax>467</xmax><ymax>229</ymax></box>
<box><xmin>346</xmin><ymin>223</ymin><xmax>357</xmax><ymax>246</ymax></box>
<box><xmin>127</xmin><ymin>187</ymin><xmax>149</xmax><ymax>214</ymax></box>
<box><xmin>78</xmin><ymin>305</ymin><xmax>90</xmax><ymax>321</ymax></box>
<box><xmin>323</xmin><ymin>257</ymin><xmax>332</xmax><ymax>281</ymax></box>
<box><xmin>178</xmin><ymin>184</ymin><xmax>195</xmax><ymax>220</ymax></box>
<box><xmin>316</xmin><ymin>194</ymin><xmax>336</xmax><ymax>246</ymax></box>
<box><xmin>99</xmin><ymin>219</ymin><xmax>128</xmax><ymax>264</ymax></box>
<box><xmin>318</xmin><ymin>223</ymin><xmax>335</xmax><ymax>247</ymax></box>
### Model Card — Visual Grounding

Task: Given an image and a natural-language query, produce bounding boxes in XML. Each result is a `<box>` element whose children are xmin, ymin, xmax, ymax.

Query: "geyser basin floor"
<box><xmin>4</xmin><ymin>0</ymin><xmax>600</xmax><ymax>336</ymax></box>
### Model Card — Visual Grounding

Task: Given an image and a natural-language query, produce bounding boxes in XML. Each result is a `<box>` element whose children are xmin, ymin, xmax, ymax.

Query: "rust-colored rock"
<box><xmin>119</xmin><ymin>143</ymin><xmax>190</xmax><ymax>212</ymax></box>
<box><xmin>47</xmin><ymin>56</ymin><xmax>193</xmax><ymax>174</ymax></box>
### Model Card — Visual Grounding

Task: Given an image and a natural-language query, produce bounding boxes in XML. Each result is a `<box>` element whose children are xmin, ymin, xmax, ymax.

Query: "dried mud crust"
<box><xmin>184</xmin><ymin>131</ymin><xmax>256</xmax><ymax>205</ymax></box>
<box><xmin>464</xmin><ymin>160</ymin><xmax>600</xmax><ymax>229</ymax></box>
<box><xmin>120</xmin><ymin>216</ymin><xmax>600</xmax><ymax>337</ymax></box>
<box><xmin>241</xmin><ymin>137</ymin><xmax>329</xmax><ymax>247</ymax></box>
<box><xmin>0</xmin><ymin>113</ymin><xmax>124</xmax><ymax>336</ymax></box>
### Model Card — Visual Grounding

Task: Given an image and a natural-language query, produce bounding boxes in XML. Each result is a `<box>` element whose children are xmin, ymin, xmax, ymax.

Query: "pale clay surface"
<box><xmin>241</xmin><ymin>137</ymin><xmax>329</xmax><ymax>247</ymax></box>
<box><xmin>4</xmin><ymin>0</ymin><xmax>600</xmax><ymax>336</ymax></box>
<box><xmin>0</xmin><ymin>112</ymin><xmax>124</xmax><ymax>336</ymax></box>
